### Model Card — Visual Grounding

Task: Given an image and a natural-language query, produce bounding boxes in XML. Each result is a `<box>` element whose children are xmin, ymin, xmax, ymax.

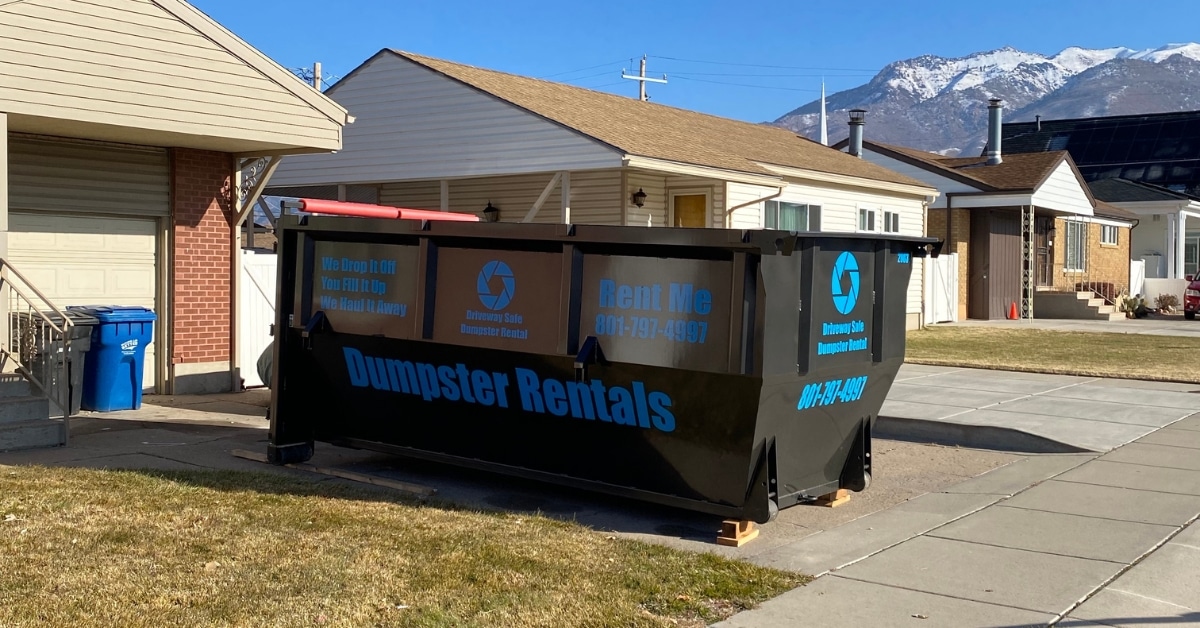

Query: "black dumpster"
<box><xmin>12</xmin><ymin>310</ymin><xmax>98</xmax><ymax>417</ymax></box>
<box><xmin>268</xmin><ymin>216</ymin><xmax>937</xmax><ymax>523</ymax></box>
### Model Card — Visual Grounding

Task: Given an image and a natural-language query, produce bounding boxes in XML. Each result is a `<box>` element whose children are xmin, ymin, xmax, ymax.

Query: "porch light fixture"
<box><xmin>631</xmin><ymin>188</ymin><xmax>647</xmax><ymax>208</ymax></box>
<box><xmin>482</xmin><ymin>201</ymin><xmax>499</xmax><ymax>222</ymax></box>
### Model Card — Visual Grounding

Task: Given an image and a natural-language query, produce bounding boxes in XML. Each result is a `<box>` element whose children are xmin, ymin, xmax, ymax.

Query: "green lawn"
<box><xmin>906</xmin><ymin>327</ymin><xmax>1200</xmax><ymax>383</ymax></box>
<box><xmin>0</xmin><ymin>466</ymin><xmax>805</xmax><ymax>628</ymax></box>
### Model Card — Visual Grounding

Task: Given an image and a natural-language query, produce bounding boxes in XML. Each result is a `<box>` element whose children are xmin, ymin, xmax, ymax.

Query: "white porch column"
<box><xmin>440</xmin><ymin>180</ymin><xmax>449</xmax><ymax>212</ymax></box>
<box><xmin>1166</xmin><ymin>214</ymin><xmax>1178</xmax><ymax>278</ymax></box>
<box><xmin>1177</xmin><ymin>212</ymin><xmax>1188</xmax><ymax>279</ymax></box>
<box><xmin>0</xmin><ymin>113</ymin><xmax>9</xmax><ymax>358</ymax></box>
<box><xmin>561</xmin><ymin>170</ymin><xmax>571</xmax><ymax>224</ymax></box>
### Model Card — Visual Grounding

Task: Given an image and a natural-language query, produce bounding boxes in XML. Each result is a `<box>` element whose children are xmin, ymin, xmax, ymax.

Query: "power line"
<box><xmin>666</xmin><ymin>70</ymin><xmax>874</xmax><ymax>78</ymax></box>
<box><xmin>557</xmin><ymin>70</ymin><xmax>618</xmax><ymax>83</ymax></box>
<box><xmin>672</xmin><ymin>75</ymin><xmax>819</xmax><ymax>92</ymax></box>
<box><xmin>538</xmin><ymin>58</ymin><xmax>628</xmax><ymax>79</ymax></box>
<box><xmin>650</xmin><ymin>55</ymin><xmax>877</xmax><ymax>73</ymax></box>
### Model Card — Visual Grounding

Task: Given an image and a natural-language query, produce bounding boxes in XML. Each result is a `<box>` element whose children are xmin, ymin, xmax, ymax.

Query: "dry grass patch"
<box><xmin>906</xmin><ymin>327</ymin><xmax>1200</xmax><ymax>383</ymax></box>
<box><xmin>0</xmin><ymin>466</ymin><xmax>804</xmax><ymax>628</ymax></box>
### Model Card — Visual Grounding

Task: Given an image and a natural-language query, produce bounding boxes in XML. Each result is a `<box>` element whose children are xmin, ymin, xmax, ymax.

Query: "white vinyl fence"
<box><xmin>238</xmin><ymin>250</ymin><xmax>278</xmax><ymax>388</ymax></box>
<box><xmin>923</xmin><ymin>252</ymin><xmax>959</xmax><ymax>324</ymax></box>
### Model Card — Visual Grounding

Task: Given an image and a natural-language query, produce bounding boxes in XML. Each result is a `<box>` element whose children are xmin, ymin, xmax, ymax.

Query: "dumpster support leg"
<box><xmin>716</xmin><ymin>520</ymin><xmax>759</xmax><ymax>547</ymax></box>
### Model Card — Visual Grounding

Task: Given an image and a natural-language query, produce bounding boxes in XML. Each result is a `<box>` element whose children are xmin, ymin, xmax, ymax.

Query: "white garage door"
<box><xmin>8</xmin><ymin>213</ymin><xmax>159</xmax><ymax>392</ymax></box>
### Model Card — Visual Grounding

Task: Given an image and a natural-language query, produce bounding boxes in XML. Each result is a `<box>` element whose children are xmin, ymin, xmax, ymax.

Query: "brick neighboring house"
<box><xmin>1</xmin><ymin>0</ymin><xmax>349</xmax><ymax>406</ymax></box>
<box><xmin>837</xmin><ymin>101</ymin><xmax>1136</xmax><ymax>321</ymax></box>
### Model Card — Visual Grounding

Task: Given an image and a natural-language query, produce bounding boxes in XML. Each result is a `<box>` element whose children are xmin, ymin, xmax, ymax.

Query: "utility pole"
<box><xmin>621</xmin><ymin>55</ymin><xmax>667</xmax><ymax>102</ymax></box>
<box><xmin>313</xmin><ymin>62</ymin><xmax>322</xmax><ymax>90</ymax></box>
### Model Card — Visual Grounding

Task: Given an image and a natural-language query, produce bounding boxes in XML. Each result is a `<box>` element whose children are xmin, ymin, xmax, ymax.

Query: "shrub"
<box><xmin>1155</xmin><ymin>293</ymin><xmax>1180</xmax><ymax>312</ymax></box>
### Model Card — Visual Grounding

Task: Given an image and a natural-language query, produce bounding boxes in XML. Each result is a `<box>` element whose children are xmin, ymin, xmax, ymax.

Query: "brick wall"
<box><xmin>929</xmin><ymin>208</ymin><xmax>972</xmax><ymax>320</ymax></box>
<box><xmin>170</xmin><ymin>148</ymin><xmax>233</xmax><ymax>366</ymax></box>
<box><xmin>1052</xmin><ymin>218</ymin><xmax>1132</xmax><ymax>299</ymax></box>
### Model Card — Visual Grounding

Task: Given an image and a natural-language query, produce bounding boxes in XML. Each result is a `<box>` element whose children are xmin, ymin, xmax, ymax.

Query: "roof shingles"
<box><xmin>391</xmin><ymin>51</ymin><xmax>927</xmax><ymax>188</ymax></box>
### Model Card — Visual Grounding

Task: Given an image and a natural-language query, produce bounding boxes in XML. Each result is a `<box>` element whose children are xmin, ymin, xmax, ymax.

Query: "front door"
<box><xmin>1035</xmin><ymin>216</ymin><xmax>1054</xmax><ymax>286</ymax></box>
<box><xmin>672</xmin><ymin>194</ymin><xmax>707</xmax><ymax>228</ymax></box>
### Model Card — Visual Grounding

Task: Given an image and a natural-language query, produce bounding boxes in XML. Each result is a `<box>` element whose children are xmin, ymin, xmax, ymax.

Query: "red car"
<box><xmin>1187</xmin><ymin>275</ymin><xmax>1200</xmax><ymax>320</ymax></box>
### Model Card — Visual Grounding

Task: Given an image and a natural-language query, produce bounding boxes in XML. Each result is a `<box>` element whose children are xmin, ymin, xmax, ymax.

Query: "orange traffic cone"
<box><xmin>1008</xmin><ymin>302</ymin><xmax>1019</xmax><ymax>320</ymax></box>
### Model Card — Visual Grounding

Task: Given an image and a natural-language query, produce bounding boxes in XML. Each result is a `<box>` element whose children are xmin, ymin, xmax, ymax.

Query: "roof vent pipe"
<box><xmin>1035</xmin><ymin>114</ymin><xmax>1041</xmax><ymax>132</ymax></box>
<box><xmin>986</xmin><ymin>98</ymin><xmax>1003</xmax><ymax>166</ymax></box>
<box><xmin>848</xmin><ymin>109</ymin><xmax>866</xmax><ymax>158</ymax></box>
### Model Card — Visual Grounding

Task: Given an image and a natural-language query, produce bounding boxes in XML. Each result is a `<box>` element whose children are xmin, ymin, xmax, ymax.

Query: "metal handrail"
<box><xmin>0</xmin><ymin>258</ymin><xmax>74</xmax><ymax>444</ymax></box>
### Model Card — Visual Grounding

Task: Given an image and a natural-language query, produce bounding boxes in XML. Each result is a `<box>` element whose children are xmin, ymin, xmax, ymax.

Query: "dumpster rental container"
<box><xmin>267</xmin><ymin>215</ymin><xmax>937</xmax><ymax>523</ymax></box>
<box><xmin>68</xmin><ymin>306</ymin><xmax>156</xmax><ymax>412</ymax></box>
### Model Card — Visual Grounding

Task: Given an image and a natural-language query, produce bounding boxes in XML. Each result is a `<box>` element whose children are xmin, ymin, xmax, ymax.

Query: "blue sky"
<box><xmin>194</xmin><ymin>0</ymin><xmax>1200</xmax><ymax>123</ymax></box>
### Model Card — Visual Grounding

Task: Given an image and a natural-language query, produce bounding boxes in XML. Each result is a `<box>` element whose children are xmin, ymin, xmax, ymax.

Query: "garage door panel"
<box><xmin>9</xmin><ymin>213</ymin><xmax>159</xmax><ymax>393</ymax></box>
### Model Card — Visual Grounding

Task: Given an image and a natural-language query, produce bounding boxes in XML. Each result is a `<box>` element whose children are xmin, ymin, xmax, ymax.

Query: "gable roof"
<box><xmin>848</xmin><ymin>140</ymin><xmax>1073</xmax><ymax>192</ymax></box>
<box><xmin>1088</xmin><ymin>178</ymin><xmax>1200</xmax><ymax>204</ymax></box>
<box><xmin>378</xmin><ymin>50</ymin><xmax>925</xmax><ymax>188</ymax></box>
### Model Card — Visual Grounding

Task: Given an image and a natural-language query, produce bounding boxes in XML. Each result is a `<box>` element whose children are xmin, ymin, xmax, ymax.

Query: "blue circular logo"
<box><xmin>832</xmin><ymin>252</ymin><xmax>860</xmax><ymax>315</ymax></box>
<box><xmin>477</xmin><ymin>260</ymin><xmax>516</xmax><ymax>311</ymax></box>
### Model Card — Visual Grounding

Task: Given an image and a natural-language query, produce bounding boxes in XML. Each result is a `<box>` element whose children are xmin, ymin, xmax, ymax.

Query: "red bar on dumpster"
<box><xmin>296</xmin><ymin>198</ymin><xmax>479</xmax><ymax>222</ymax></box>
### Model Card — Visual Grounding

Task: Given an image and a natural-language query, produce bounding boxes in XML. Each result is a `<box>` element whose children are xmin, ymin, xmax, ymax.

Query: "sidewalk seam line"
<box><xmin>1047</xmin><ymin>511</ymin><xmax>1200</xmax><ymax>625</ymax></box>
<box><xmin>999</xmin><ymin>503</ymin><xmax>1195</xmax><ymax>527</ymax></box>
<box><xmin>1094</xmin><ymin>456</ymin><xmax>1200</xmax><ymax>474</ymax></box>
<box><xmin>826</xmin><ymin>574</ymin><xmax>1054</xmax><ymax>617</ymax></box>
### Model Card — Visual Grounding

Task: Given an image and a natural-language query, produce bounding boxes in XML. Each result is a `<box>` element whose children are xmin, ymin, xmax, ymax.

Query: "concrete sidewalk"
<box><xmin>935</xmin><ymin>314</ymin><xmax>1200</xmax><ymax>338</ymax></box>
<box><xmin>878</xmin><ymin>364</ymin><xmax>1200</xmax><ymax>453</ymax></box>
<box><xmin>717</xmin><ymin>412</ymin><xmax>1200</xmax><ymax>627</ymax></box>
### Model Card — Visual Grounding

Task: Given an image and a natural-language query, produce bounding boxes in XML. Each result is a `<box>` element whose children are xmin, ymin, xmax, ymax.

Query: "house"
<box><xmin>266</xmin><ymin>50</ymin><xmax>940</xmax><ymax>330</ymax></box>
<box><xmin>1001</xmin><ymin>110</ymin><xmax>1200</xmax><ymax>280</ymax></box>
<box><xmin>1087</xmin><ymin>179</ymin><xmax>1199</xmax><ymax>280</ymax></box>
<box><xmin>0</xmin><ymin>0</ymin><xmax>349</xmax><ymax>412</ymax></box>
<box><xmin>835</xmin><ymin>100</ymin><xmax>1136</xmax><ymax>321</ymax></box>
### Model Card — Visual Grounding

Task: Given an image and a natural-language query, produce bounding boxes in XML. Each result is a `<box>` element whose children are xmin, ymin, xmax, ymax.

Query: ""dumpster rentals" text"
<box><xmin>341</xmin><ymin>347</ymin><xmax>676</xmax><ymax>432</ymax></box>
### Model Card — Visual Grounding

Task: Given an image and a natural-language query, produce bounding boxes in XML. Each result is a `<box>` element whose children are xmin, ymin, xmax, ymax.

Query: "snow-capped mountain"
<box><xmin>775</xmin><ymin>43</ymin><xmax>1200</xmax><ymax>155</ymax></box>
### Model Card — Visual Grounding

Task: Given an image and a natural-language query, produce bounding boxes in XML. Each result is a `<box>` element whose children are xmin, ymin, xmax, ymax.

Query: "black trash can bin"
<box><xmin>11</xmin><ymin>309</ymin><xmax>99</xmax><ymax>416</ymax></box>
<box><xmin>268</xmin><ymin>216</ymin><xmax>938</xmax><ymax>524</ymax></box>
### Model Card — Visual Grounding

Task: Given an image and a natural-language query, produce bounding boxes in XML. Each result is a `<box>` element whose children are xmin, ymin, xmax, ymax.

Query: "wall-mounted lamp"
<box><xmin>482</xmin><ymin>201</ymin><xmax>499</xmax><ymax>222</ymax></box>
<box><xmin>631</xmin><ymin>188</ymin><xmax>647</xmax><ymax>208</ymax></box>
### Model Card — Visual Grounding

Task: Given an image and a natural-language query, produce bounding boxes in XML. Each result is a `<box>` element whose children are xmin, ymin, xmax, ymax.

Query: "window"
<box><xmin>883</xmin><ymin>211</ymin><xmax>900</xmax><ymax>233</ymax></box>
<box><xmin>858</xmin><ymin>207</ymin><xmax>877</xmax><ymax>232</ymax></box>
<box><xmin>1064</xmin><ymin>220</ymin><xmax>1087</xmax><ymax>271</ymax></box>
<box><xmin>1100</xmin><ymin>224</ymin><xmax>1119</xmax><ymax>245</ymax></box>
<box><xmin>764</xmin><ymin>201</ymin><xmax>819</xmax><ymax>231</ymax></box>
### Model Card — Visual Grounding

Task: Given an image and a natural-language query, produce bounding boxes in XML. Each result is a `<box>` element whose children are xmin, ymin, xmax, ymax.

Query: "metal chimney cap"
<box><xmin>848</xmin><ymin>109</ymin><xmax>867</xmax><ymax>124</ymax></box>
<box><xmin>988</xmin><ymin>98</ymin><xmax>1003</xmax><ymax>107</ymax></box>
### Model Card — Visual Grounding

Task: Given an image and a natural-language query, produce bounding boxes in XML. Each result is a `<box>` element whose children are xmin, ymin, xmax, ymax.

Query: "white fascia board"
<box><xmin>1067</xmin><ymin>215</ymin><xmax>1136</xmax><ymax>228</ymax></box>
<box><xmin>622</xmin><ymin>155</ymin><xmax>784</xmax><ymax>187</ymax></box>
<box><xmin>1107</xmin><ymin>201</ymin><xmax>1188</xmax><ymax>215</ymax></box>
<box><xmin>756</xmin><ymin>162</ymin><xmax>938</xmax><ymax>199</ymax></box>
<box><xmin>948</xmin><ymin>193</ymin><xmax>1034</xmax><ymax>208</ymax></box>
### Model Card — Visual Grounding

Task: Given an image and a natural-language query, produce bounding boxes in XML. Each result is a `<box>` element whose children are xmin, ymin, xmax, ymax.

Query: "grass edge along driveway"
<box><xmin>0</xmin><ymin>466</ymin><xmax>806</xmax><ymax>628</ymax></box>
<box><xmin>906</xmin><ymin>326</ymin><xmax>1200</xmax><ymax>384</ymax></box>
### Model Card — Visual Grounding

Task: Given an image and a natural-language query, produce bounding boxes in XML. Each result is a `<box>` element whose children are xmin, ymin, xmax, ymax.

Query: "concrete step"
<box><xmin>1098</xmin><ymin>310</ymin><xmax>1126</xmax><ymax>321</ymax></box>
<box><xmin>0</xmin><ymin>396</ymin><xmax>51</xmax><ymax>425</ymax></box>
<box><xmin>0</xmin><ymin>418</ymin><xmax>65</xmax><ymax>452</ymax></box>
<box><xmin>0</xmin><ymin>377</ymin><xmax>31</xmax><ymax>398</ymax></box>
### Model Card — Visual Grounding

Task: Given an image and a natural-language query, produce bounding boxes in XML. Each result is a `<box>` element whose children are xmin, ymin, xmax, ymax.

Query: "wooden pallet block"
<box><xmin>814</xmin><ymin>489</ymin><xmax>850</xmax><ymax>508</ymax></box>
<box><xmin>716</xmin><ymin>519</ymin><xmax>759</xmax><ymax>547</ymax></box>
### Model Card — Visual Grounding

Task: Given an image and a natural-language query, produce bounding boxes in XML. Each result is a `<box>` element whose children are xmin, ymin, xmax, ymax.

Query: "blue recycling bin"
<box><xmin>68</xmin><ymin>306</ymin><xmax>157</xmax><ymax>412</ymax></box>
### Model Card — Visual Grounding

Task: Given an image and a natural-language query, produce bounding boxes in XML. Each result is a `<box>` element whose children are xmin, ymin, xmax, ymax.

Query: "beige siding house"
<box><xmin>269</xmin><ymin>50</ymin><xmax>939</xmax><ymax>329</ymax></box>
<box><xmin>1</xmin><ymin>0</ymin><xmax>348</xmax><ymax>448</ymax></box>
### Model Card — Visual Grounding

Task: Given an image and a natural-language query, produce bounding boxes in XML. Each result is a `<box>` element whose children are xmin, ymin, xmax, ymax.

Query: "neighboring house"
<box><xmin>835</xmin><ymin>101</ymin><xmax>1136</xmax><ymax>321</ymax></box>
<box><xmin>1002</xmin><ymin>110</ymin><xmax>1200</xmax><ymax>279</ymax></box>
<box><xmin>267</xmin><ymin>50</ymin><xmax>939</xmax><ymax>329</ymax></box>
<box><xmin>1087</xmin><ymin>179</ymin><xmax>1199</xmax><ymax>280</ymax></box>
<box><xmin>0</xmin><ymin>0</ymin><xmax>349</xmax><ymax>400</ymax></box>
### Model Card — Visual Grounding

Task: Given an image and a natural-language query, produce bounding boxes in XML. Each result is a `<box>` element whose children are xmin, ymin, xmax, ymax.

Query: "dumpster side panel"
<box><xmin>285</xmin><ymin>332</ymin><xmax>763</xmax><ymax>513</ymax></box>
<box><xmin>756</xmin><ymin>238</ymin><xmax>916</xmax><ymax>506</ymax></box>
